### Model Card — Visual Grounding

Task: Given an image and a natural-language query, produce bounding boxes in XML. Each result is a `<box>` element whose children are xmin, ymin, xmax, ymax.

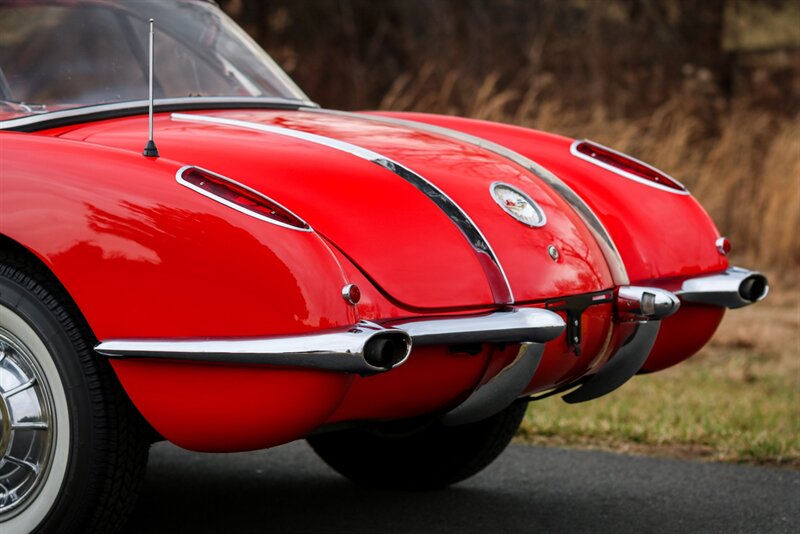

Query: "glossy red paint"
<box><xmin>53</xmin><ymin>114</ymin><xmax>496</xmax><ymax>310</ymax></box>
<box><xmin>0</xmin><ymin>133</ymin><xmax>357</xmax><ymax>340</ymax></box>
<box><xmin>54</xmin><ymin>109</ymin><xmax>614</xmax><ymax>308</ymax></box>
<box><xmin>0</xmin><ymin>104</ymin><xmax>729</xmax><ymax>453</ymax></box>
<box><xmin>109</xmin><ymin>359</ymin><xmax>353</xmax><ymax>452</ymax></box>
<box><xmin>643</xmin><ymin>305</ymin><xmax>726</xmax><ymax>372</ymax></box>
<box><xmin>375</xmin><ymin>112</ymin><xmax>729</xmax><ymax>283</ymax></box>
<box><xmin>326</xmin><ymin>346</ymin><xmax>491</xmax><ymax>423</ymax></box>
<box><xmin>524</xmin><ymin>303</ymin><xmax>616</xmax><ymax>393</ymax></box>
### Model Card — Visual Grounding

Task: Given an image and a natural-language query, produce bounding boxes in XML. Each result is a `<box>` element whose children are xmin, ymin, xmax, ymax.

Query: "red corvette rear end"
<box><xmin>0</xmin><ymin>1</ymin><xmax>767</xmax><ymax>533</ymax></box>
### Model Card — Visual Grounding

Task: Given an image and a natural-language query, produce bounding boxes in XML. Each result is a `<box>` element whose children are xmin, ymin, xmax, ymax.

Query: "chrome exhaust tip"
<box><xmin>679</xmin><ymin>267</ymin><xmax>769</xmax><ymax>309</ymax></box>
<box><xmin>363</xmin><ymin>332</ymin><xmax>412</xmax><ymax>370</ymax></box>
<box><xmin>738</xmin><ymin>273</ymin><xmax>769</xmax><ymax>303</ymax></box>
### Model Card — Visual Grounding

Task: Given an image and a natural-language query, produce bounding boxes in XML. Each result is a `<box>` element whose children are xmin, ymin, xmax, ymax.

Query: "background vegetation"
<box><xmin>220</xmin><ymin>0</ymin><xmax>799</xmax><ymax>466</ymax></box>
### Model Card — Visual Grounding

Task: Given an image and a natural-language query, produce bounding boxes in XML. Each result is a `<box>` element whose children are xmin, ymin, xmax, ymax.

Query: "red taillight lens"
<box><xmin>573</xmin><ymin>140</ymin><xmax>686</xmax><ymax>192</ymax></box>
<box><xmin>180</xmin><ymin>167</ymin><xmax>309</xmax><ymax>230</ymax></box>
<box><xmin>716</xmin><ymin>237</ymin><xmax>731</xmax><ymax>255</ymax></box>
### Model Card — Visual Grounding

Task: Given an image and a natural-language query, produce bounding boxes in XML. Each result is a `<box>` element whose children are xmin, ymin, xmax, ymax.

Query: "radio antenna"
<box><xmin>143</xmin><ymin>18</ymin><xmax>160</xmax><ymax>158</ymax></box>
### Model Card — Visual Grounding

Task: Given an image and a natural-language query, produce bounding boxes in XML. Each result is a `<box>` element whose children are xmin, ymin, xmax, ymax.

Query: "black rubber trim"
<box><xmin>2</xmin><ymin>101</ymin><xmax>310</xmax><ymax>133</ymax></box>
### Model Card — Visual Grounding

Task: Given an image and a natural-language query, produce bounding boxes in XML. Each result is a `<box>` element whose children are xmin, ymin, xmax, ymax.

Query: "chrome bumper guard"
<box><xmin>677</xmin><ymin>267</ymin><xmax>769</xmax><ymax>309</ymax></box>
<box><xmin>558</xmin><ymin>285</ymin><xmax>679</xmax><ymax>405</ymax></box>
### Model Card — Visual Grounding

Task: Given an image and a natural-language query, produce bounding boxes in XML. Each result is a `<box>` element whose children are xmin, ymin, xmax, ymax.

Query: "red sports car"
<box><xmin>0</xmin><ymin>1</ymin><xmax>768</xmax><ymax>532</ymax></box>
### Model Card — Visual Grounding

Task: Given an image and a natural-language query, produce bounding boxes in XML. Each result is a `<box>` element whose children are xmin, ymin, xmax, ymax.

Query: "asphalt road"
<box><xmin>122</xmin><ymin>440</ymin><xmax>799</xmax><ymax>534</ymax></box>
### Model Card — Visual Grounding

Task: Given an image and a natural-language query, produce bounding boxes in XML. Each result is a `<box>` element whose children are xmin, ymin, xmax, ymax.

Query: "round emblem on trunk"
<box><xmin>490</xmin><ymin>182</ymin><xmax>547</xmax><ymax>227</ymax></box>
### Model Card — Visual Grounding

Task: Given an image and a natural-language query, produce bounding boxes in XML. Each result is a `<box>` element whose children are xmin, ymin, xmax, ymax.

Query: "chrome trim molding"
<box><xmin>95</xmin><ymin>307</ymin><xmax>567</xmax><ymax>374</ymax></box>
<box><xmin>678</xmin><ymin>267</ymin><xmax>769</xmax><ymax>309</ymax></box>
<box><xmin>175</xmin><ymin>165</ymin><xmax>313</xmax><ymax>231</ymax></box>
<box><xmin>0</xmin><ymin>97</ymin><xmax>319</xmax><ymax>130</ymax></box>
<box><xmin>617</xmin><ymin>286</ymin><xmax>680</xmax><ymax>322</ymax></box>
<box><xmin>171</xmin><ymin>112</ymin><xmax>515</xmax><ymax>304</ymax></box>
<box><xmin>442</xmin><ymin>342</ymin><xmax>544</xmax><ymax>426</ymax></box>
<box><xmin>569</xmin><ymin>139</ymin><xmax>690</xmax><ymax>195</ymax></box>
<box><xmin>390</xmin><ymin>308</ymin><xmax>565</xmax><ymax>346</ymax></box>
<box><xmin>95</xmin><ymin>321</ymin><xmax>412</xmax><ymax>376</ymax></box>
<box><xmin>562</xmin><ymin>320</ymin><xmax>661</xmax><ymax>404</ymax></box>
<box><xmin>305</xmin><ymin>108</ymin><xmax>630</xmax><ymax>286</ymax></box>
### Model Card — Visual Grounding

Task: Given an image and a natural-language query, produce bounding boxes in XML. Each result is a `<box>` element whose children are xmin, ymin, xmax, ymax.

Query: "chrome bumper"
<box><xmin>95</xmin><ymin>308</ymin><xmax>566</xmax><ymax>375</ymax></box>
<box><xmin>388</xmin><ymin>308</ymin><xmax>566</xmax><ymax>345</ymax></box>
<box><xmin>95</xmin><ymin>321</ymin><xmax>412</xmax><ymax>375</ymax></box>
<box><xmin>677</xmin><ymin>267</ymin><xmax>769</xmax><ymax>309</ymax></box>
<box><xmin>558</xmin><ymin>266</ymin><xmax>768</xmax><ymax>404</ymax></box>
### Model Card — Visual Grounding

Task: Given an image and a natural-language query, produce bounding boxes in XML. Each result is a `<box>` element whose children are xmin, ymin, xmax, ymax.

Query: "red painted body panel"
<box><xmin>110</xmin><ymin>360</ymin><xmax>352</xmax><ymax>452</ymax></box>
<box><xmin>55</xmin><ymin>110</ymin><xmax>614</xmax><ymax>307</ymax></box>
<box><xmin>373</xmin><ymin>112</ymin><xmax>729</xmax><ymax>373</ymax></box>
<box><xmin>380</xmin><ymin>112</ymin><xmax>729</xmax><ymax>282</ymax></box>
<box><xmin>0</xmin><ymin>132</ymin><xmax>356</xmax><ymax>339</ymax></box>
<box><xmin>1</xmin><ymin>104</ymin><xmax>732</xmax><ymax>452</ymax></box>
<box><xmin>643</xmin><ymin>305</ymin><xmax>726</xmax><ymax>373</ymax></box>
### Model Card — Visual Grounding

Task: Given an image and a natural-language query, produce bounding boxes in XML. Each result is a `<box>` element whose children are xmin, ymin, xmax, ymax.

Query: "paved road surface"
<box><xmin>122</xmin><ymin>441</ymin><xmax>799</xmax><ymax>533</ymax></box>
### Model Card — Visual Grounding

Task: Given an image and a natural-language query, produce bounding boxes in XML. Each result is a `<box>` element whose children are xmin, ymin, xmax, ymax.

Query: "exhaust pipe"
<box><xmin>678</xmin><ymin>267</ymin><xmax>769</xmax><ymax>309</ymax></box>
<box><xmin>738</xmin><ymin>273</ymin><xmax>769</xmax><ymax>303</ymax></box>
<box><xmin>363</xmin><ymin>331</ymin><xmax>412</xmax><ymax>370</ymax></box>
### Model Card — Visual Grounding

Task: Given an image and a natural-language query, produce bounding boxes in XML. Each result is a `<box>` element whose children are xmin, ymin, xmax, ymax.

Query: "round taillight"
<box><xmin>342</xmin><ymin>284</ymin><xmax>361</xmax><ymax>305</ymax></box>
<box><xmin>716</xmin><ymin>237</ymin><xmax>731</xmax><ymax>255</ymax></box>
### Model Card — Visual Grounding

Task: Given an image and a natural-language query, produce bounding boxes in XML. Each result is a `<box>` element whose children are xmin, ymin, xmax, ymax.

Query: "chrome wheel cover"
<box><xmin>0</xmin><ymin>326</ymin><xmax>56</xmax><ymax>517</ymax></box>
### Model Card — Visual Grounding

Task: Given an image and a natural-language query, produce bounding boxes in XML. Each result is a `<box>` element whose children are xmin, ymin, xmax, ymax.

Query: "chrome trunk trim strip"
<box><xmin>95</xmin><ymin>321</ymin><xmax>412</xmax><ymax>376</ymax></box>
<box><xmin>677</xmin><ymin>267</ymin><xmax>769</xmax><ymax>309</ymax></box>
<box><xmin>306</xmin><ymin>108</ymin><xmax>631</xmax><ymax>286</ymax></box>
<box><xmin>171</xmin><ymin>112</ymin><xmax>515</xmax><ymax>304</ymax></box>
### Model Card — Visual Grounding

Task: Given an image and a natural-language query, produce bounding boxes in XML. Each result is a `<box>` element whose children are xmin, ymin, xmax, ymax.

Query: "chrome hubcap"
<box><xmin>0</xmin><ymin>328</ymin><xmax>54</xmax><ymax>516</ymax></box>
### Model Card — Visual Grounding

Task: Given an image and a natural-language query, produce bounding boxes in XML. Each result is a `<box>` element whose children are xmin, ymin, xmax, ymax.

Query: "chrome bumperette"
<box><xmin>305</xmin><ymin>108</ymin><xmax>631</xmax><ymax>287</ymax></box>
<box><xmin>95</xmin><ymin>322</ymin><xmax>412</xmax><ymax>375</ymax></box>
<box><xmin>617</xmin><ymin>286</ymin><xmax>680</xmax><ymax>322</ymax></box>
<box><xmin>171</xmin><ymin>113</ymin><xmax>515</xmax><ymax>305</ymax></box>
<box><xmin>390</xmin><ymin>308</ymin><xmax>566</xmax><ymax>346</ymax></box>
<box><xmin>562</xmin><ymin>320</ymin><xmax>661</xmax><ymax>404</ymax></box>
<box><xmin>677</xmin><ymin>267</ymin><xmax>769</xmax><ymax>309</ymax></box>
<box><xmin>442</xmin><ymin>342</ymin><xmax>544</xmax><ymax>426</ymax></box>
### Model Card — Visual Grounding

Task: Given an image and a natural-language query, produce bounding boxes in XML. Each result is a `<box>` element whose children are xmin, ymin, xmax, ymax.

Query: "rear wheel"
<box><xmin>0</xmin><ymin>253</ymin><xmax>149</xmax><ymax>533</ymax></box>
<box><xmin>307</xmin><ymin>401</ymin><xmax>526</xmax><ymax>490</ymax></box>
